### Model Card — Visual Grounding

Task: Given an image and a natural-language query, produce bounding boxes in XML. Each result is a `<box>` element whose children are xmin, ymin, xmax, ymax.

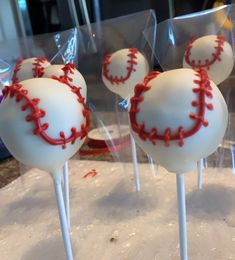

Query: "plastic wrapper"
<box><xmin>153</xmin><ymin>4</ymin><xmax>235</xmax><ymax>171</ymax></box>
<box><xmin>0</xmin><ymin>10</ymin><xmax>157</xmax><ymax>182</ymax></box>
<box><xmin>75</xmin><ymin>10</ymin><xmax>158</xmax><ymax>183</ymax></box>
<box><xmin>0</xmin><ymin>28</ymin><xmax>78</xmax><ymax>172</ymax></box>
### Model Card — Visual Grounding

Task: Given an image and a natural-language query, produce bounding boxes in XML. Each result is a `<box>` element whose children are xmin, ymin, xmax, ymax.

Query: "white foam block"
<box><xmin>0</xmin><ymin>160</ymin><xmax>235</xmax><ymax>259</ymax></box>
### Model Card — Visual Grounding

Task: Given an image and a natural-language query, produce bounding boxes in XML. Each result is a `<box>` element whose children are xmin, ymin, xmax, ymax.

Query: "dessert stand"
<box><xmin>1</xmin><ymin>160</ymin><xmax>235</xmax><ymax>259</ymax></box>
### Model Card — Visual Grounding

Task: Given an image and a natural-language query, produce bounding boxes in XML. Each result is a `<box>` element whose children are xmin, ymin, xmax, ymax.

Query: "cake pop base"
<box><xmin>1</xmin><ymin>160</ymin><xmax>235</xmax><ymax>259</ymax></box>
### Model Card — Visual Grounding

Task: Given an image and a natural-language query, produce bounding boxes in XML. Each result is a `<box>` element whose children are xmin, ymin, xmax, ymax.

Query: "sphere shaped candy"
<box><xmin>129</xmin><ymin>68</ymin><xmax>228</xmax><ymax>173</ymax></box>
<box><xmin>102</xmin><ymin>48</ymin><xmax>149</xmax><ymax>99</ymax></box>
<box><xmin>183</xmin><ymin>35</ymin><xmax>234</xmax><ymax>84</ymax></box>
<box><xmin>12</xmin><ymin>57</ymin><xmax>50</xmax><ymax>83</ymax></box>
<box><xmin>0</xmin><ymin>78</ymin><xmax>89</xmax><ymax>173</ymax></box>
<box><xmin>42</xmin><ymin>64</ymin><xmax>87</xmax><ymax>100</ymax></box>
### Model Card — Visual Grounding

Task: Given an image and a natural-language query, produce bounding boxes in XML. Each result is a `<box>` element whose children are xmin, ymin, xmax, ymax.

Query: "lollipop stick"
<box><xmin>197</xmin><ymin>159</ymin><xmax>204</xmax><ymax>190</ymax></box>
<box><xmin>52</xmin><ymin>172</ymin><xmax>73</xmax><ymax>260</ymax></box>
<box><xmin>203</xmin><ymin>157</ymin><xmax>208</xmax><ymax>168</ymax></box>
<box><xmin>63</xmin><ymin>161</ymin><xmax>70</xmax><ymax>229</ymax></box>
<box><xmin>176</xmin><ymin>174</ymin><xmax>188</xmax><ymax>260</ymax></box>
<box><xmin>230</xmin><ymin>145</ymin><xmax>235</xmax><ymax>174</ymax></box>
<box><xmin>147</xmin><ymin>155</ymin><xmax>157</xmax><ymax>177</ymax></box>
<box><xmin>130</xmin><ymin>134</ymin><xmax>141</xmax><ymax>192</ymax></box>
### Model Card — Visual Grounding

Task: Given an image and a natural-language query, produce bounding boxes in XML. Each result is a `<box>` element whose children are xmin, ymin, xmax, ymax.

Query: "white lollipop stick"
<box><xmin>197</xmin><ymin>159</ymin><xmax>204</xmax><ymax>190</ymax></box>
<box><xmin>176</xmin><ymin>174</ymin><xmax>188</xmax><ymax>260</ymax></box>
<box><xmin>203</xmin><ymin>157</ymin><xmax>208</xmax><ymax>169</ymax></box>
<box><xmin>126</xmin><ymin>98</ymin><xmax>141</xmax><ymax>192</ymax></box>
<box><xmin>63</xmin><ymin>161</ymin><xmax>70</xmax><ymax>229</ymax></box>
<box><xmin>130</xmin><ymin>134</ymin><xmax>141</xmax><ymax>192</ymax></box>
<box><xmin>52</xmin><ymin>171</ymin><xmax>73</xmax><ymax>260</ymax></box>
<box><xmin>147</xmin><ymin>154</ymin><xmax>157</xmax><ymax>177</ymax></box>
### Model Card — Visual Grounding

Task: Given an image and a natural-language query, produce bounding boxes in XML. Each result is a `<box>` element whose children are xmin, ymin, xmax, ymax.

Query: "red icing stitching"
<box><xmin>32</xmin><ymin>57</ymin><xmax>49</xmax><ymax>78</ymax></box>
<box><xmin>82</xmin><ymin>169</ymin><xmax>98</xmax><ymax>178</ymax></box>
<box><xmin>12</xmin><ymin>58</ymin><xmax>23</xmax><ymax>84</ymax></box>
<box><xmin>102</xmin><ymin>48</ymin><xmax>139</xmax><ymax>84</ymax></box>
<box><xmin>184</xmin><ymin>35</ymin><xmax>225</xmax><ymax>70</ymax></box>
<box><xmin>2</xmin><ymin>79</ymin><xmax>90</xmax><ymax>149</ymax></box>
<box><xmin>129</xmin><ymin>69</ymin><xmax>213</xmax><ymax>147</ymax></box>
<box><xmin>50</xmin><ymin>63</ymin><xmax>85</xmax><ymax>103</ymax></box>
<box><xmin>12</xmin><ymin>57</ymin><xmax>49</xmax><ymax>84</ymax></box>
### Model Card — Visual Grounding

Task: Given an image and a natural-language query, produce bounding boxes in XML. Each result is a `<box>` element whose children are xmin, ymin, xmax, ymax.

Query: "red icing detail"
<box><xmin>184</xmin><ymin>35</ymin><xmax>225</xmax><ymax>70</ymax></box>
<box><xmin>79</xmin><ymin>140</ymin><xmax>128</xmax><ymax>155</ymax></box>
<box><xmin>12</xmin><ymin>57</ymin><xmax>49</xmax><ymax>84</ymax></box>
<box><xmin>129</xmin><ymin>69</ymin><xmax>213</xmax><ymax>147</ymax></box>
<box><xmin>82</xmin><ymin>169</ymin><xmax>98</xmax><ymax>178</ymax></box>
<box><xmin>2</xmin><ymin>80</ymin><xmax>90</xmax><ymax>149</ymax></box>
<box><xmin>12</xmin><ymin>58</ymin><xmax>23</xmax><ymax>84</ymax></box>
<box><xmin>102</xmin><ymin>48</ymin><xmax>139</xmax><ymax>85</ymax></box>
<box><xmin>50</xmin><ymin>63</ymin><xmax>85</xmax><ymax>103</ymax></box>
<box><xmin>33</xmin><ymin>57</ymin><xmax>49</xmax><ymax>78</ymax></box>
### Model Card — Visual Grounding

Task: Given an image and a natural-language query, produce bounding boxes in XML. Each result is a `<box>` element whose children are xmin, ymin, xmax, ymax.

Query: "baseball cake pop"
<box><xmin>129</xmin><ymin>68</ymin><xmax>228</xmax><ymax>173</ymax></box>
<box><xmin>12</xmin><ymin>57</ymin><xmax>50</xmax><ymax>84</ymax></box>
<box><xmin>42</xmin><ymin>63</ymin><xmax>87</xmax><ymax>100</ymax></box>
<box><xmin>102</xmin><ymin>48</ymin><xmax>149</xmax><ymax>99</ymax></box>
<box><xmin>0</xmin><ymin>78</ymin><xmax>89</xmax><ymax>171</ymax></box>
<box><xmin>183</xmin><ymin>34</ymin><xmax>234</xmax><ymax>84</ymax></box>
<box><xmin>183</xmin><ymin>34</ymin><xmax>233</xmax><ymax>189</ymax></box>
<box><xmin>129</xmin><ymin>68</ymin><xmax>228</xmax><ymax>260</ymax></box>
<box><xmin>0</xmin><ymin>77</ymin><xmax>89</xmax><ymax>260</ymax></box>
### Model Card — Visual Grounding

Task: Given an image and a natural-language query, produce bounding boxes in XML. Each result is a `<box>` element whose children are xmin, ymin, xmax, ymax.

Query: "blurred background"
<box><xmin>0</xmin><ymin>0</ymin><xmax>233</xmax><ymax>41</ymax></box>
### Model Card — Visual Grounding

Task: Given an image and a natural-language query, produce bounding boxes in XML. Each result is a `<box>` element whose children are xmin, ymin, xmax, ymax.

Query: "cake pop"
<box><xmin>12</xmin><ymin>57</ymin><xmax>50</xmax><ymax>83</ymax></box>
<box><xmin>183</xmin><ymin>34</ymin><xmax>234</xmax><ymax>189</ymax></box>
<box><xmin>183</xmin><ymin>35</ymin><xmax>234</xmax><ymax>84</ymax></box>
<box><xmin>102</xmin><ymin>48</ymin><xmax>149</xmax><ymax>99</ymax></box>
<box><xmin>130</xmin><ymin>68</ymin><xmax>227</xmax><ymax>172</ymax></box>
<box><xmin>102</xmin><ymin>48</ymin><xmax>150</xmax><ymax>191</ymax></box>
<box><xmin>129</xmin><ymin>68</ymin><xmax>228</xmax><ymax>260</ymax></box>
<box><xmin>42</xmin><ymin>63</ymin><xmax>87</xmax><ymax>99</ymax></box>
<box><xmin>0</xmin><ymin>78</ymin><xmax>89</xmax><ymax>260</ymax></box>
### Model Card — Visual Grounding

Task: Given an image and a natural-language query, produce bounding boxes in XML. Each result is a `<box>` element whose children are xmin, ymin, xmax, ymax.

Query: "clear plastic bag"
<box><xmin>0</xmin><ymin>27</ymin><xmax>78</xmax><ymax>173</ymax></box>
<box><xmin>153</xmin><ymin>4</ymin><xmax>235</xmax><ymax>170</ymax></box>
<box><xmin>75</xmin><ymin>9</ymin><xmax>158</xmax><ymax>185</ymax></box>
<box><xmin>0</xmin><ymin>10</ymin><xmax>157</xmax><ymax>183</ymax></box>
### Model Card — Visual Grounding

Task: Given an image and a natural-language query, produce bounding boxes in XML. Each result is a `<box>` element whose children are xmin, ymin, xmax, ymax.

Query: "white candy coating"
<box><xmin>0</xmin><ymin>78</ymin><xmax>87</xmax><ymax>173</ymax></box>
<box><xmin>102</xmin><ymin>48</ymin><xmax>149</xmax><ymax>99</ymax></box>
<box><xmin>12</xmin><ymin>57</ymin><xmax>50</xmax><ymax>83</ymax></box>
<box><xmin>183</xmin><ymin>35</ymin><xmax>234</xmax><ymax>84</ymax></box>
<box><xmin>129</xmin><ymin>68</ymin><xmax>228</xmax><ymax>173</ymax></box>
<box><xmin>42</xmin><ymin>64</ymin><xmax>87</xmax><ymax>100</ymax></box>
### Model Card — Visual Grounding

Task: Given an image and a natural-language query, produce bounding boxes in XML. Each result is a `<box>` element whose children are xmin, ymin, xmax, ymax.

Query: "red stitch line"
<box><xmin>82</xmin><ymin>169</ymin><xmax>98</xmax><ymax>178</ymax></box>
<box><xmin>12</xmin><ymin>58</ymin><xmax>23</xmax><ymax>84</ymax></box>
<box><xmin>50</xmin><ymin>63</ymin><xmax>85</xmax><ymax>104</ymax></box>
<box><xmin>129</xmin><ymin>69</ymin><xmax>213</xmax><ymax>147</ymax></box>
<box><xmin>12</xmin><ymin>57</ymin><xmax>49</xmax><ymax>84</ymax></box>
<box><xmin>2</xmin><ymin>78</ymin><xmax>90</xmax><ymax>149</ymax></box>
<box><xmin>32</xmin><ymin>57</ymin><xmax>49</xmax><ymax>78</ymax></box>
<box><xmin>184</xmin><ymin>35</ymin><xmax>225</xmax><ymax>70</ymax></box>
<box><xmin>102</xmin><ymin>48</ymin><xmax>139</xmax><ymax>85</ymax></box>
